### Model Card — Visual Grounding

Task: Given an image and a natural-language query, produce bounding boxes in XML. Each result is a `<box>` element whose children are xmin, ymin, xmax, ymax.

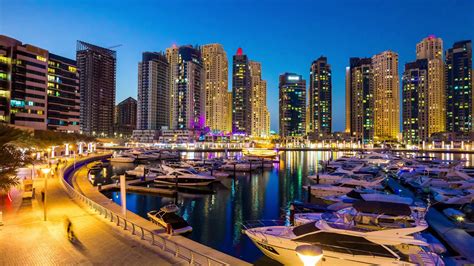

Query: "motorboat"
<box><xmin>309</xmin><ymin>176</ymin><xmax>385</xmax><ymax>198</ymax></box>
<box><xmin>430</xmin><ymin>187</ymin><xmax>474</xmax><ymax>205</ymax></box>
<box><xmin>109</xmin><ymin>155</ymin><xmax>135</xmax><ymax>163</ymax></box>
<box><xmin>294</xmin><ymin>201</ymin><xmax>427</xmax><ymax>230</ymax></box>
<box><xmin>244</xmin><ymin>212</ymin><xmax>443</xmax><ymax>266</ymax></box>
<box><xmin>125</xmin><ymin>165</ymin><xmax>157</xmax><ymax>178</ymax></box>
<box><xmin>147</xmin><ymin>204</ymin><xmax>192</xmax><ymax>235</ymax></box>
<box><xmin>242</xmin><ymin>148</ymin><xmax>280</xmax><ymax>158</ymax></box>
<box><xmin>323</xmin><ymin>189</ymin><xmax>414</xmax><ymax>205</ymax></box>
<box><xmin>154</xmin><ymin>167</ymin><xmax>216</xmax><ymax>187</ymax></box>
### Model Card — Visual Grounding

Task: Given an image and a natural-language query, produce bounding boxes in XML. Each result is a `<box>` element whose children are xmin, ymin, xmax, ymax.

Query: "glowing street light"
<box><xmin>41</xmin><ymin>168</ymin><xmax>51</xmax><ymax>221</ymax></box>
<box><xmin>296</xmin><ymin>245</ymin><xmax>323</xmax><ymax>266</ymax></box>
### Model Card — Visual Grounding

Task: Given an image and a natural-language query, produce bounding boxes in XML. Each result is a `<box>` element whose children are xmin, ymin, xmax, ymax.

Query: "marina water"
<box><xmin>101</xmin><ymin>151</ymin><xmax>474</xmax><ymax>264</ymax></box>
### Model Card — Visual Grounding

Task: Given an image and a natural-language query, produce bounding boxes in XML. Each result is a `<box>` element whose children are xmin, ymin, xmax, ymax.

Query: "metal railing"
<box><xmin>60</xmin><ymin>156</ymin><xmax>228</xmax><ymax>266</ymax></box>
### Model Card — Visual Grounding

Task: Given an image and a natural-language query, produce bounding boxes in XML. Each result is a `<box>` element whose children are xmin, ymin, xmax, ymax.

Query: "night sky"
<box><xmin>1</xmin><ymin>0</ymin><xmax>473</xmax><ymax>132</ymax></box>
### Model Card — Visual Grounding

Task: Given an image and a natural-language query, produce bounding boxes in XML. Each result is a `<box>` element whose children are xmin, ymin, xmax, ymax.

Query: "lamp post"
<box><xmin>296</xmin><ymin>245</ymin><xmax>323</xmax><ymax>266</ymax></box>
<box><xmin>41</xmin><ymin>168</ymin><xmax>51</xmax><ymax>221</ymax></box>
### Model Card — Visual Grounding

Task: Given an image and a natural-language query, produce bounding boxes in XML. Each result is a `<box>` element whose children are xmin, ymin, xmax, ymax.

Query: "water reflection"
<box><xmin>102</xmin><ymin>151</ymin><xmax>474</xmax><ymax>263</ymax></box>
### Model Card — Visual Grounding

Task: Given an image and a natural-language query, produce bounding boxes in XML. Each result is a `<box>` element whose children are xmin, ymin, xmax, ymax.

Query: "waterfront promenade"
<box><xmin>0</xmin><ymin>157</ymin><xmax>183</xmax><ymax>265</ymax></box>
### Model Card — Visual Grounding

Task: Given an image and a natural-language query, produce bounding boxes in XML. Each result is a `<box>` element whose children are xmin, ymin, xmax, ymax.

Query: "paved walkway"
<box><xmin>0</xmin><ymin>157</ymin><xmax>181</xmax><ymax>265</ymax></box>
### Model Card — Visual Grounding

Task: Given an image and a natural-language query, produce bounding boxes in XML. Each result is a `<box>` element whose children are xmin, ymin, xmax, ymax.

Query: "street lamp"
<box><xmin>296</xmin><ymin>245</ymin><xmax>323</xmax><ymax>266</ymax></box>
<box><xmin>41</xmin><ymin>168</ymin><xmax>51</xmax><ymax>221</ymax></box>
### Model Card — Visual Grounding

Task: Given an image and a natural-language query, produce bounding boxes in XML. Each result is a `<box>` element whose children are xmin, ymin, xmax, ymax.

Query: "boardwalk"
<box><xmin>0</xmin><ymin>159</ymin><xmax>182</xmax><ymax>265</ymax></box>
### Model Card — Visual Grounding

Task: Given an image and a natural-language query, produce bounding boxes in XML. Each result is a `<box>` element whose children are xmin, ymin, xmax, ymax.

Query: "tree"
<box><xmin>0</xmin><ymin>125</ymin><xmax>32</xmax><ymax>192</ymax></box>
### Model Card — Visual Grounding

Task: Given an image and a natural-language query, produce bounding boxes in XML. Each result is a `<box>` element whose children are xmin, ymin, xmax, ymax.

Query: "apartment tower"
<box><xmin>279</xmin><ymin>73</ymin><xmax>306</xmax><ymax>138</ymax></box>
<box><xmin>232</xmin><ymin>48</ymin><xmax>251</xmax><ymax>134</ymax></box>
<box><xmin>76</xmin><ymin>41</ymin><xmax>116</xmax><ymax>136</ymax></box>
<box><xmin>372</xmin><ymin>51</ymin><xmax>400</xmax><ymax>141</ymax></box>
<box><xmin>309</xmin><ymin>56</ymin><xmax>332</xmax><ymax>138</ymax></box>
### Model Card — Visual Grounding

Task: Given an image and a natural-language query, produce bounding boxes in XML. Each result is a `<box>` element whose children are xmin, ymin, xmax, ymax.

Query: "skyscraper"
<box><xmin>309</xmin><ymin>56</ymin><xmax>332</xmax><ymax>138</ymax></box>
<box><xmin>402</xmin><ymin>59</ymin><xmax>428</xmax><ymax>144</ymax></box>
<box><xmin>416</xmin><ymin>36</ymin><xmax>445</xmax><ymax>136</ymax></box>
<box><xmin>137</xmin><ymin>52</ymin><xmax>169</xmax><ymax>130</ymax></box>
<box><xmin>446</xmin><ymin>40</ymin><xmax>472</xmax><ymax>133</ymax></box>
<box><xmin>249</xmin><ymin>60</ymin><xmax>269</xmax><ymax>137</ymax></box>
<box><xmin>201</xmin><ymin>44</ymin><xmax>228</xmax><ymax>132</ymax></box>
<box><xmin>0</xmin><ymin>35</ymin><xmax>79</xmax><ymax>132</ymax></box>
<box><xmin>166</xmin><ymin>45</ymin><xmax>179</xmax><ymax>129</ymax></box>
<box><xmin>232</xmin><ymin>48</ymin><xmax>251</xmax><ymax>134</ymax></box>
<box><xmin>76</xmin><ymin>41</ymin><xmax>116</xmax><ymax>136</ymax></box>
<box><xmin>372</xmin><ymin>51</ymin><xmax>400</xmax><ymax>141</ymax></box>
<box><xmin>175</xmin><ymin>45</ymin><xmax>205</xmax><ymax>129</ymax></box>
<box><xmin>279</xmin><ymin>73</ymin><xmax>306</xmax><ymax>138</ymax></box>
<box><xmin>346</xmin><ymin>58</ymin><xmax>374</xmax><ymax>143</ymax></box>
<box><xmin>115</xmin><ymin>97</ymin><xmax>137</xmax><ymax>136</ymax></box>
<box><xmin>226</xmin><ymin>91</ymin><xmax>233</xmax><ymax>133</ymax></box>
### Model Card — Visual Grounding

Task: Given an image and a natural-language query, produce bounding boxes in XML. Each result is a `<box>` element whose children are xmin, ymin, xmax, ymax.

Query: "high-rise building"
<box><xmin>137</xmin><ymin>52</ymin><xmax>169</xmax><ymax>130</ymax></box>
<box><xmin>232</xmin><ymin>48</ymin><xmax>251</xmax><ymax>134</ymax></box>
<box><xmin>0</xmin><ymin>35</ymin><xmax>79</xmax><ymax>132</ymax></box>
<box><xmin>47</xmin><ymin>54</ymin><xmax>80</xmax><ymax>132</ymax></box>
<box><xmin>165</xmin><ymin>45</ymin><xmax>179</xmax><ymax>129</ymax></box>
<box><xmin>372</xmin><ymin>51</ymin><xmax>400</xmax><ymax>141</ymax></box>
<box><xmin>175</xmin><ymin>45</ymin><xmax>205</xmax><ymax>130</ymax></box>
<box><xmin>77</xmin><ymin>41</ymin><xmax>116</xmax><ymax>136</ymax></box>
<box><xmin>346</xmin><ymin>58</ymin><xmax>374</xmax><ymax>143</ymax></box>
<box><xmin>446</xmin><ymin>40</ymin><xmax>472</xmax><ymax>133</ymax></box>
<box><xmin>416</xmin><ymin>36</ymin><xmax>445</xmax><ymax>136</ymax></box>
<box><xmin>201</xmin><ymin>44</ymin><xmax>228</xmax><ymax>132</ymax></box>
<box><xmin>309</xmin><ymin>56</ymin><xmax>332</xmax><ymax>137</ymax></box>
<box><xmin>226</xmin><ymin>91</ymin><xmax>233</xmax><ymax>133</ymax></box>
<box><xmin>249</xmin><ymin>60</ymin><xmax>269</xmax><ymax>137</ymax></box>
<box><xmin>402</xmin><ymin>59</ymin><xmax>428</xmax><ymax>144</ymax></box>
<box><xmin>279</xmin><ymin>73</ymin><xmax>306</xmax><ymax>138</ymax></box>
<box><xmin>115</xmin><ymin>97</ymin><xmax>137</xmax><ymax>136</ymax></box>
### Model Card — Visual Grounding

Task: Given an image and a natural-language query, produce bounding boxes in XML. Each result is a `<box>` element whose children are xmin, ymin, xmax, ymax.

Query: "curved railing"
<box><xmin>60</xmin><ymin>155</ymin><xmax>228</xmax><ymax>266</ymax></box>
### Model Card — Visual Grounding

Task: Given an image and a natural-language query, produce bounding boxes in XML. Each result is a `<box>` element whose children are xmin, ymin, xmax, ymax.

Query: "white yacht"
<box><xmin>147</xmin><ymin>204</ymin><xmax>192</xmax><ymax>235</ymax></box>
<box><xmin>431</xmin><ymin>187</ymin><xmax>474</xmax><ymax>205</ymax></box>
<box><xmin>109</xmin><ymin>154</ymin><xmax>135</xmax><ymax>163</ymax></box>
<box><xmin>154</xmin><ymin>167</ymin><xmax>216</xmax><ymax>187</ymax></box>
<box><xmin>309</xmin><ymin>176</ymin><xmax>385</xmax><ymax>198</ymax></box>
<box><xmin>324</xmin><ymin>189</ymin><xmax>414</xmax><ymax>205</ymax></box>
<box><xmin>125</xmin><ymin>165</ymin><xmax>157</xmax><ymax>178</ymax></box>
<box><xmin>244</xmin><ymin>203</ymin><xmax>443</xmax><ymax>266</ymax></box>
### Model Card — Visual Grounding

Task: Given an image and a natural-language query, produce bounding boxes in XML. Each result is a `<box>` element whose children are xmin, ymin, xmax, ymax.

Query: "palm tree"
<box><xmin>0</xmin><ymin>125</ymin><xmax>32</xmax><ymax>192</ymax></box>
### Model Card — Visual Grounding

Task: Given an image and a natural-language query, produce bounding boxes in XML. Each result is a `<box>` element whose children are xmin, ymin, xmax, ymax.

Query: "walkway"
<box><xmin>0</xmin><ymin>157</ymin><xmax>182</xmax><ymax>265</ymax></box>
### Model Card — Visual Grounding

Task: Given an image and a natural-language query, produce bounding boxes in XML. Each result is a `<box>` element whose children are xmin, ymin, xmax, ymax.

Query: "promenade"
<box><xmin>0</xmin><ymin>157</ymin><xmax>182</xmax><ymax>265</ymax></box>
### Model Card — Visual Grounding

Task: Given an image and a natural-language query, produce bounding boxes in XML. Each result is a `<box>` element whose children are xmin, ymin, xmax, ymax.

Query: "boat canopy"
<box><xmin>353</xmin><ymin>201</ymin><xmax>411</xmax><ymax>216</ymax></box>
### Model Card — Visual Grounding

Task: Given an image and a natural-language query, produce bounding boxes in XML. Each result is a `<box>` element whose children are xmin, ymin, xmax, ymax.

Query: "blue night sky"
<box><xmin>1</xmin><ymin>0</ymin><xmax>473</xmax><ymax>132</ymax></box>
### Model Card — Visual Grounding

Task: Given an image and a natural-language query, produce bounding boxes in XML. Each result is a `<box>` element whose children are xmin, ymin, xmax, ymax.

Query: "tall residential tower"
<box><xmin>232</xmin><ymin>48</ymin><xmax>251</xmax><ymax>134</ymax></box>
<box><xmin>279</xmin><ymin>73</ymin><xmax>306</xmax><ymax>138</ymax></box>
<box><xmin>309</xmin><ymin>56</ymin><xmax>332</xmax><ymax>138</ymax></box>
<box><xmin>76</xmin><ymin>41</ymin><xmax>116</xmax><ymax>136</ymax></box>
<box><xmin>372</xmin><ymin>51</ymin><xmax>400</xmax><ymax>141</ymax></box>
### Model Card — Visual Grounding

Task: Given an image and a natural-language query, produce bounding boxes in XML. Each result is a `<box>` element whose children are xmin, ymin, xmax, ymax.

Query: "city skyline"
<box><xmin>1</xmin><ymin>0</ymin><xmax>473</xmax><ymax>132</ymax></box>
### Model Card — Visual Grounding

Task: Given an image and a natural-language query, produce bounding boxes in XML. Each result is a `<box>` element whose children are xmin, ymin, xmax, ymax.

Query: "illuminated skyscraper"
<box><xmin>232</xmin><ymin>48</ymin><xmax>251</xmax><ymax>134</ymax></box>
<box><xmin>77</xmin><ymin>41</ymin><xmax>116</xmax><ymax>136</ymax></box>
<box><xmin>402</xmin><ymin>59</ymin><xmax>428</xmax><ymax>143</ymax></box>
<box><xmin>309</xmin><ymin>56</ymin><xmax>332</xmax><ymax>137</ymax></box>
<box><xmin>0</xmin><ymin>35</ymin><xmax>80</xmax><ymax>132</ymax></box>
<box><xmin>226</xmin><ymin>91</ymin><xmax>233</xmax><ymax>133</ymax></box>
<box><xmin>446</xmin><ymin>40</ymin><xmax>472</xmax><ymax>133</ymax></box>
<box><xmin>175</xmin><ymin>45</ymin><xmax>205</xmax><ymax>129</ymax></box>
<box><xmin>372</xmin><ymin>51</ymin><xmax>399</xmax><ymax>141</ymax></box>
<box><xmin>249</xmin><ymin>60</ymin><xmax>269</xmax><ymax>137</ymax></box>
<box><xmin>416</xmin><ymin>36</ymin><xmax>445</xmax><ymax>136</ymax></box>
<box><xmin>279</xmin><ymin>73</ymin><xmax>306</xmax><ymax>138</ymax></box>
<box><xmin>137</xmin><ymin>52</ymin><xmax>169</xmax><ymax>130</ymax></box>
<box><xmin>166</xmin><ymin>45</ymin><xmax>179</xmax><ymax>129</ymax></box>
<box><xmin>201</xmin><ymin>44</ymin><xmax>228</xmax><ymax>132</ymax></box>
<box><xmin>346</xmin><ymin>58</ymin><xmax>374</xmax><ymax>143</ymax></box>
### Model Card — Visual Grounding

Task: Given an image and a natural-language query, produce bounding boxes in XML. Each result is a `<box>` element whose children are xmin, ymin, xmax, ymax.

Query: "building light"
<box><xmin>36</xmin><ymin>55</ymin><xmax>47</xmax><ymax>62</ymax></box>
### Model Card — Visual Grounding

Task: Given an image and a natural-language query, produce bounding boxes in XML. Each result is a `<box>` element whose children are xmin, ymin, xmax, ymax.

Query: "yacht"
<box><xmin>109</xmin><ymin>155</ymin><xmax>135</xmax><ymax>163</ymax></box>
<box><xmin>147</xmin><ymin>204</ymin><xmax>192</xmax><ymax>235</ymax></box>
<box><xmin>323</xmin><ymin>189</ymin><xmax>414</xmax><ymax>205</ymax></box>
<box><xmin>294</xmin><ymin>201</ymin><xmax>426</xmax><ymax>230</ymax></box>
<box><xmin>244</xmin><ymin>203</ymin><xmax>443</xmax><ymax>266</ymax></box>
<box><xmin>430</xmin><ymin>187</ymin><xmax>474</xmax><ymax>205</ymax></box>
<box><xmin>154</xmin><ymin>167</ymin><xmax>216</xmax><ymax>187</ymax></box>
<box><xmin>309</xmin><ymin>176</ymin><xmax>385</xmax><ymax>198</ymax></box>
<box><xmin>125</xmin><ymin>165</ymin><xmax>157</xmax><ymax>178</ymax></box>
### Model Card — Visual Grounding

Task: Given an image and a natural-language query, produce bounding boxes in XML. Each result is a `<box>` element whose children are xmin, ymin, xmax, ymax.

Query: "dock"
<box><xmin>99</xmin><ymin>176</ymin><xmax>177</xmax><ymax>196</ymax></box>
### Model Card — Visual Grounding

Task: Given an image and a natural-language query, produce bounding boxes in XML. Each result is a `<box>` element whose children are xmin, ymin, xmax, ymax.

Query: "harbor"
<box><xmin>78</xmin><ymin>149</ymin><xmax>474</xmax><ymax>265</ymax></box>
